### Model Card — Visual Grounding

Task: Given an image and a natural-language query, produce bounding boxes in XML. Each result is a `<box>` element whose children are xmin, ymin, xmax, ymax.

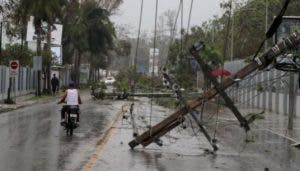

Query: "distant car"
<box><xmin>104</xmin><ymin>77</ymin><xmax>116</xmax><ymax>85</ymax></box>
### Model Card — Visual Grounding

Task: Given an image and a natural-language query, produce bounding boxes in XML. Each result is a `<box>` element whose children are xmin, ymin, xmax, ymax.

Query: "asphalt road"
<box><xmin>1</xmin><ymin>92</ymin><xmax>299</xmax><ymax>171</ymax></box>
<box><xmin>91</xmin><ymin>99</ymin><xmax>300</xmax><ymax>171</ymax></box>
<box><xmin>0</xmin><ymin>93</ymin><xmax>123</xmax><ymax>171</ymax></box>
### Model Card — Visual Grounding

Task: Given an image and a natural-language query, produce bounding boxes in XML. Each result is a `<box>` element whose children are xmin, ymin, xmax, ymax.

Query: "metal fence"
<box><xmin>0</xmin><ymin>65</ymin><xmax>36</xmax><ymax>100</ymax></box>
<box><xmin>0</xmin><ymin>65</ymin><xmax>73</xmax><ymax>100</ymax></box>
<box><xmin>226</xmin><ymin>68</ymin><xmax>299</xmax><ymax>117</ymax></box>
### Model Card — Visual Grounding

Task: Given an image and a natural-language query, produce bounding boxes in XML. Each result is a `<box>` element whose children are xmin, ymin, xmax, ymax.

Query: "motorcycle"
<box><xmin>61</xmin><ymin>105</ymin><xmax>80</xmax><ymax>136</ymax></box>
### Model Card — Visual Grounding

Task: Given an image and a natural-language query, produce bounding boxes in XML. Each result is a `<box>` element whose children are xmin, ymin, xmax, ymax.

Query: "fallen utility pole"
<box><xmin>129</xmin><ymin>32</ymin><xmax>300</xmax><ymax>149</ymax></box>
<box><xmin>92</xmin><ymin>92</ymin><xmax>202</xmax><ymax>99</ymax></box>
<box><xmin>192</xmin><ymin>42</ymin><xmax>250</xmax><ymax>132</ymax></box>
<box><xmin>129</xmin><ymin>103</ymin><xmax>139</xmax><ymax>137</ymax></box>
<box><xmin>162</xmin><ymin>68</ymin><xmax>218</xmax><ymax>151</ymax></box>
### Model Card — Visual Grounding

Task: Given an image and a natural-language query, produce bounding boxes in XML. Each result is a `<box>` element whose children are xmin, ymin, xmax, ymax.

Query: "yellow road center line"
<box><xmin>82</xmin><ymin>104</ymin><xmax>127</xmax><ymax>171</ymax></box>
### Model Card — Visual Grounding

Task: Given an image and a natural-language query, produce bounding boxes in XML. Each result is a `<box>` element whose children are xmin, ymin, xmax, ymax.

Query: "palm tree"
<box><xmin>12</xmin><ymin>0</ymin><xmax>63</xmax><ymax>54</ymax></box>
<box><xmin>9</xmin><ymin>0</ymin><xmax>65</xmax><ymax>93</ymax></box>
<box><xmin>63</xmin><ymin>0</ymin><xmax>116</xmax><ymax>85</ymax></box>
<box><xmin>95</xmin><ymin>0</ymin><xmax>123</xmax><ymax>14</ymax></box>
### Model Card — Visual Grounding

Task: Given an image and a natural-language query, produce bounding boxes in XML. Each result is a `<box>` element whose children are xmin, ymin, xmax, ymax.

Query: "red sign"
<box><xmin>10</xmin><ymin>61</ymin><xmax>19</xmax><ymax>70</ymax></box>
<box><xmin>9</xmin><ymin>60</ymin><xmax>19</xmax><ymax>76</ymax></box>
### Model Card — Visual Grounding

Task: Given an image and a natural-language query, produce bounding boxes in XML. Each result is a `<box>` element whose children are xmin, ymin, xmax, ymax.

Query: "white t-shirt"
<box><xmin>66</xmin><ymin>89</ymin><xmax>79</xmax><ymax>105</ymax></box>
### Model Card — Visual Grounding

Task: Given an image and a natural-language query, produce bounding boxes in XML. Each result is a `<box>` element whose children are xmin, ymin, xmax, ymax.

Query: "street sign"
<box><xmin>33</xmin><ymin>56</ymin><xmax>42</xmax><ymax>71</ymax></box>
<box><xmin>9</xmin><ymin>60</ymin><xmax>19</xmax><ymax>76</ymax></box>
<box><xmin>276</xmin><ymin>16</ymin><xmax>300</xmax><ymax>43</ymax></box>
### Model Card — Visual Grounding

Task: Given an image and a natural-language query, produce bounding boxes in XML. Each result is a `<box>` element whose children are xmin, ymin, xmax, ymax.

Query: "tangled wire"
<box><xmin>274</xmin><ymin>53</ymin><xmax>300</xmax><ymax>72</ymax></box>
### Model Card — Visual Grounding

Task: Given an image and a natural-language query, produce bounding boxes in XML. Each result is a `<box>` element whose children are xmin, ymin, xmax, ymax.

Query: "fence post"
<box><xmin>288</xmin><ymin>73</ymin><xmax>296</xmax><ymax>130</ymax></box>
<box><xmin>37</xmin><ymin>71</ymin><xmax>41</xmax><ymax>96</ymax></box>
<box><xmin>0</xmin><ymin>66</ymin><xmax>3</xmax><ymax>100</ymax></box>
<box><xmin>275</xmin><ymin>70</ymin><xmax>280</xmax><ymax>114</ymax></box>
<box><xmin>5</xmin><ymin>67</ymin><xmax>9</xmax><ymax>97</ymax></box>
<box><xmin>293</xmin><ymin>73</ymin><xmax>298</xmax><ymax>118</ymax></box>
<box><xmin>247</xmin><ymin>77</ymin><xmax>250</xmax><ymax>107</ymax></box>
<box><xmin>283</xmin><ymin>71</ymin><xmax>289</xmax><ymax>115</ymax></box>
<box><xmin>262</xmin><ymin>72</ymin><xmax>267</xmax><ymax>109</ymax></box>
<box><xmin>242</xmin><ymin>80</ymin><xmax>246</xmax><ymax>107</ymax></box>
<box><xmin>235</xmin><ymin>86</ymin><xmax>238</xmax><ymax>103</ymax></box>
<box><xmin>268</xmin><ymin>70</ymin><xmax>274</xmax><ymax>111</ymax></box>
<box><xmin>256</xmin><ymin>73</ymin><xmax>260</xmax><ymax>108</ymax></box>
<box><xmin>251</xmin><ymin>76</ymin><xmax>254</xmax><ymax>108</ymax></box>
<box><xmin>295</xmin><ymin>74</ymin><xmax>299</xmax><ymax>118</ymax></box>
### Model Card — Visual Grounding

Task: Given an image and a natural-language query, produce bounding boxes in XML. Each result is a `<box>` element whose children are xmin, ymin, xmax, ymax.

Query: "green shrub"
<box><xmin>114</xmin><ymin>67</ymin><xmax>164</xmax><ymax>92</ymax></box>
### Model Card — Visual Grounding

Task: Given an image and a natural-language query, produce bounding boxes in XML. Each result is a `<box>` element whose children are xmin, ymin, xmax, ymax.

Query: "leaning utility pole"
<box><xmin>192</xmin><ymin>42</ymin><xmax>250</xmax><ymax>132</ymax></box>
<box><xmin>129</xmin><ymin>32</ymin><xmax>300</xmax><ymax>149</ymax></box>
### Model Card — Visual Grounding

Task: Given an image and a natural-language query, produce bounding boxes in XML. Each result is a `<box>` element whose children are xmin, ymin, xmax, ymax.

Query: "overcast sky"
<box><xmin>111</xmin><ymin>0</ymin><xmax>223</xmax><ymax>37</ymax></box>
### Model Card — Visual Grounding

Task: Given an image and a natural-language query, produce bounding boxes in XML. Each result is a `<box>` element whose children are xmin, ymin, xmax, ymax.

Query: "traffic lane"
<box><xmin>214</xmin><ymin>119</ymin><xmax>300</xmax><ymax>171</ymax></box>
<box><xmin>91</xmin><ymin>98</ymin><xmax>242</xmax><ymax>171</ymax></box>
<box><xmin>0</xmin><ymin>96</ymin><xmax>122</xmax><ymax>171</ymax></box>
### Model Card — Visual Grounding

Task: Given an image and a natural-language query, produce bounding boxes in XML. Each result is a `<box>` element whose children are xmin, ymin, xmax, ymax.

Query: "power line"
<box><xmin>134</xmin><ymin>0</ymin><xmax>144</xmax><ymax>70</ymax></box>
<box><xmin>180</xmin><ymin>0</ymin><xmax>183</xmax><ymax>53</ymax></box>
<box><xmin>131</xmin><ymin>0</ymin><xmax>144</xmax><ymax>95</ymax></box>
<box><xmin>170</xmin><ymin>0</ymin><xmax>183</xmax><ymax>47</ymax></box>
<box><xmin>187</xmin><ymin>0</ymin><xmax>194</xmax><ymax>33</ymax></box>
<box><xmin>184</xmin><ymin>0</ymin><xmax>194</xmax><ymax>47</ymax></box>
<box><xmin>149</xmin><ymin>0</ymin><xmax>159</xmax><ymax>136</ymax></box>
<box><xmin>163</xmin><ymin>0</ymin><xmax>182</xmax><ymax>67</ymax></box>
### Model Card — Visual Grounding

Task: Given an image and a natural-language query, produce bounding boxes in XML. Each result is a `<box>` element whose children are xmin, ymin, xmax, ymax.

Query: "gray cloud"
<box><xmin>111</xmin><ymin>0</ymin><xmax>223</xmax><ymax>37</ymax></box>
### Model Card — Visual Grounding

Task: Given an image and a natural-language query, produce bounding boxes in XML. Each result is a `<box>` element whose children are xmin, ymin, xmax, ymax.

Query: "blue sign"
<box><xmin>276</xmin><ymin>16</ymin><xmax>300</xmax><ymax>43</ymax></box>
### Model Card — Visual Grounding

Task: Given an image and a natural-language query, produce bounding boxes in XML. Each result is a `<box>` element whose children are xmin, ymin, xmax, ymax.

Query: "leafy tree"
<box><xmin>0</xmin><ymin>44</ymin><xmax>34</xmax><ymax>66</ymax></box>
<box><xmin>114</xmin><ymin>67</ymin><xmax>163</xmax><ymax>92</ymax></box>
<box><xmin>115</xmin><ymin>40</ymin><xmax>131</xmax><ymax>57</ymax></box>
<box><xmin>95</xmin><ymin>0</ymin><xmax>123</xmax><ymax>14</ymax></box>
<box><xmin>165</xmin><ymin>0</ymin><xmax>300</xmax><ymax>90</ymax></box>
<box><xmin>62</xmin><ymin>0</ymin><xmax>116</xmax><ymax>85</ymax></box>
<box><xmin>108</xmin><ymin>39</ymin><xmax>132</xmax><ymax>72</ymax></box>
<box><xmin>224</xmin><ymin>0</ymin><xmax>300</xmax><ymax>58</ymax></box>
<box><xmin>6</xmin><ymin>0</ymin><xmax>66</xmax><ymax>93</ymax></box>
<box><xmin>9</xmin><ymin>0</ymin><xmax>65</xmax><ymax>55</ymax></box>
<box><xmin>167</xmin><ymin>26</ymin><xmax>222</xmax><ymax>89</ymax></box>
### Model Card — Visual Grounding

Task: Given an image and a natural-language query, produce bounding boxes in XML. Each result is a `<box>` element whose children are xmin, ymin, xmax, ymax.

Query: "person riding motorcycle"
<box><xmin>58</xmin><ymin>81</ymin><xmax>82</xmax><ymax>125</ymax></box>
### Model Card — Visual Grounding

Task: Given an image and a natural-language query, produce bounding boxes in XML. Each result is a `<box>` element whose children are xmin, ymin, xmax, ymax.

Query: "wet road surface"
<box><xmin>0</xmin><ymin>92</ymin><xmax>123</xmax><ymax>171</ymax></box>
<box><xmin>213</xmin><ymin>108</ymin><xmax>300</xmax><ymax>171</ymax></box>
<box><xmin>91</xmin><ymin>98</ymin><xmax>300</xmax><ymax>171</ymax></box>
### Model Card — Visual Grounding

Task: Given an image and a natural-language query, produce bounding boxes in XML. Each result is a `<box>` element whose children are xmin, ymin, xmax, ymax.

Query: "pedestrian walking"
<box><xmin>51</xmin><ymin>74</ymin><xmax>59</xmax><ymax>95</ymax></box>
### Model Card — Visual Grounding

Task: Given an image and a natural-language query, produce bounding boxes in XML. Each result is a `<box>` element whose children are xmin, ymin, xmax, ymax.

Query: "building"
<box><xmin>149</xmin><ymin>48</ymin><xmax>159</xmax><ymax>76</ymax></box>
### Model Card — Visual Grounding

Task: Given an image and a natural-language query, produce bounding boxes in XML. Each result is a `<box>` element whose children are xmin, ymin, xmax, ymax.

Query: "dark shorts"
<box><xmin>61</xmin><ymin>105</ymin><xmax>80</xmax><ymax>121</ymax></box>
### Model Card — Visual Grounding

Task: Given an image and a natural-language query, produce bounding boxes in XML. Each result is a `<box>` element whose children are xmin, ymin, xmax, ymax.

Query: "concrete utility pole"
<box><xmin>129</xmin><ymin>32</ymin><xmax>300</xmax><ymax>149</ymax></box>
<box><xmin>230</xmin><ymin>1</ymin><xmax>234</xmax><ymax>61</ymax></box>
<box><xmin>265</xmin><ymin>0</ymin><xmax>269</xmax><ymax>51</ymax></box>
<box><xmin>288</xmin><ymin>72</ymin><xmax>297</xmax><ymax>130</ymax></box>
<box><xmin>0</xmin><ymin>21</ymin><xmax>3</xmax><ymax>56</ymax></box>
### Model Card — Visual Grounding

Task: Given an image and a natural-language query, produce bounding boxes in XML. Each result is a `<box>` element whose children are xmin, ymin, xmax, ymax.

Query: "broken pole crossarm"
<box><xmin>162</xmin><ymin>69</ymin><xmax>218</xmax><ymax>151</ymax></box>
<box><xmin>128</xmin><ymin>31</ymin><xmax>300</xmax><ymax>149</ymax></box>
<box><xmin>129</xmin><ymin>103</ymin><xmax>139</xmax><ymax>137</ymax></box>
<box><xmin>191</xmin><ymin>46</ymin><xmax>250</xmax><ymax>131</ymax></box>
<box><xmin>189</xmin><ymin>111</ymin><xmax>218</xmax><ymax>151</ymax></box>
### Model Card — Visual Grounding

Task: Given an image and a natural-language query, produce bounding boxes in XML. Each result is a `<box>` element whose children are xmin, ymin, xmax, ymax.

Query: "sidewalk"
<box><xmin>0</xmin><ymin>93</ymin><xmax>59</xmax><ymax>113</ymax></box>
<box><xmin>218</xmin><ymin>107</ymin><xmax>300</xmax><ymax>143</ymax></box>
<box><xmin>82</xmin><ymin>98</ymin><xmax>300</xmax><ymax>171</ymax></box>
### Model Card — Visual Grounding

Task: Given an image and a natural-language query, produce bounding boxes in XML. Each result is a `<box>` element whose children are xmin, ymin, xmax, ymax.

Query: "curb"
<box><xmin>82</xmin><ymin>103</ymin><xmax>128</xmax><ymax>171</ymax></box>
<box><xmin>0</xmin><ymin>95</ymin><xmax>59</xmax><ymax>114</ymax></box>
